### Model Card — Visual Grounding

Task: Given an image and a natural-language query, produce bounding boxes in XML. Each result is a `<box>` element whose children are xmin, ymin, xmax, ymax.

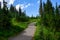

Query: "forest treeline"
<box><xmin>0</xmin><ymin>0</ymin><xmax>29</xmax><ymax>30</ymax></box>
<box><xmin>34</xmin><ymin>0</ymin><xmax>60</xmax><ymax>40</ymax></box>
<box><xmin>40</xmin><ymin>0</ymin><xmax>60</xmax><ymax>31</ymax></box>
<box><xmin>0</xmin><ymin>0</ymin><xmax>30</xmax><ymax>39</ymax></box>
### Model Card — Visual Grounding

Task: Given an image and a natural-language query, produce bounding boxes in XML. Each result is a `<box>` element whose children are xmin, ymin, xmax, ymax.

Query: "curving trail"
<box><xmin>8</xmin><ymin>22</ymin><xmax>36</xmax><ymax>40</ymax></box>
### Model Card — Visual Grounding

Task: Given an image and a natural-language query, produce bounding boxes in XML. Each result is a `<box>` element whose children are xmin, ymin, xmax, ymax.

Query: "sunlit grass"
<box><xmin>34</xmin><ymin>20</ymin><xmax>60</xmax><ymax>40</ymax></box>
<box><xmin>11</xmin><ymin>18</ymin><xmax>29</xmax><ymax>29</ymax></box>
<box><xmin>0</xmin><ymin>18</ymin><xmax>29</xmax><ymax>40</ymax></box>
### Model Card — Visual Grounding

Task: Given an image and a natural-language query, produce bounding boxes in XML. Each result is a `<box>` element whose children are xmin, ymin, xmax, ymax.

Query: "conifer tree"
<box><xmin>40</xmin><ymin>0</ymin><xmax>42</xmax><ymax>16</ymax></box>
<box><xmin>39</xmin><ymin>0</ymin><xmax>44</xmax><ymax>25</ymax></box>
<box><xmin>19</xmin><ymin>7</ymin><xmax>22</xmax><ymax>16</ymax></box>
<box><xmin>55</xmin><ymin>3</ymin><xmax>60</xmax><ymax>30</ymax></box>
<box><xmin>10</xmin><ymin>5</ymin><xmax>15</xmax><ymax>12</ymax></box>
<box><xmin>0</xmin><ymin>2</ymin><xmax>1</xmax><ymax>9</ymax></box>
<box><xmin>2</xmin><ymin>0</ymin><xmax>11</xmax><ymax>29</ymax></box>
<box><xmin>10</xmin><ymin>4</ymin><xmax>18</xmax><ymax>18</ymax></box>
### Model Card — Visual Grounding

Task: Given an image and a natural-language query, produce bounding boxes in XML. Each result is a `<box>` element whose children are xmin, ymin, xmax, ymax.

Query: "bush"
<box><xmin>16</xmin><ymin>16</ymin><xmax>29</xmax><ymax>22</ymax></box>
<box><xmin>34</xmin><ymin>22</ymin><xmax>60</xmax><ymax>40</ymax></box>
<box><xmin>0</xmin><ymin>25</ymin><xmax>24</xmax><ymax>37</ymax></box>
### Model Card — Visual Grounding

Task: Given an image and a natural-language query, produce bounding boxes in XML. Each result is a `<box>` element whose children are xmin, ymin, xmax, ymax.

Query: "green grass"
<box><xmin>0</xmin><ymin>18</ymin><xmax>29</xmax><ymax>40</ymax></box>
<box><xmin>34</xmin><ymin>25</ymin><xmax>41</xmax><ymax>40</ymax></box>
<box><xmin>34</xmin><ymin>21</ymin><xmax>41</xmax><ymax>40</ymax></box>
<box><xmin>11</xmin><ymin>18</ymin><xmax>29</xmax><ymax>29</ymax></box>
<box><xmin>29</xmin><ymin>18</ymin><xmax>38</xmax><ymax>23</ymax></box>
<box><xmin>34</xmin><ymin>21</ymin><xmax>60</xmax><ymax>40</ymax></box>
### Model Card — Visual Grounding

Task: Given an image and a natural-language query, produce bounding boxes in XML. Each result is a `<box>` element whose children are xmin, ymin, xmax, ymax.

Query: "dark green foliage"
<box><xmin>55</xmin><ymin>3</ymin><xmax>60</xmax><ymax>31</ymax></box>
<box><xmin>39</xmin><ymin>0</ymin><xmax>60</xmax><ymax>31</ymax></box>
<box><xmin>10</xmin><ymin>5</ymin><xmax>17</xmax><ymax>18</ymax></box>
<box><xmin>34</xmin><ymin>0</ymin><xmax>60</xmax><ymax>40</ymax></box>
<box><xmin>0</xmin><ymin>2</ymin><xmax>1</xmax><ymax>9</ymax></box>
<box><xmin>10</xmin><ymin>5</ymin><xmax>15</xmax><ymax>12</ymax></box>
<box><xmin>0</xmin><ymin>0</ymin><xmax>29</xmax><ymax>40</ymax></box>
<box><xmin>16</xmin><ymin>8</ymin><xmax>29</xmax><ymax>22</ymax></box>
<box><xmin>19</xmin><ymin>7</ymin><xmax>22</xmax><ymax>16</ymax></box>
<box><xmin>0</xmin><ymin>25</ymin><xmax>24</xmax><ymax>40</ymax></box>
<box><xmin>34</xmin><ymin>21</ymin><xmax>60</xmax><ymax>40</ymax></box>
<box><xmin>0</xmin><ymin>0</ymin><xmax>11</xmax><ymax>30</ymax></box>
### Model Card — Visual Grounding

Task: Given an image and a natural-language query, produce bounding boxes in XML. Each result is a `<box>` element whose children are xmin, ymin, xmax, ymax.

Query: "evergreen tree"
<box><xmin>16</xmin><ymin>7</ymin><xmax>29</xmax><ymax>22</ymax></box>
<box><xmin>19</xmin><ymin>7</ymin><xmax>22</xmax><ymax>16</ymax></box>
<box><xmin>10</xmin><ymin>4</ymin><xmax>18</xmax><ymax>18</ymax></box>
<box><xmin>10</xmin><ymin>4</ymin><xmax>15</xmax><ymax>12</ymax></box>
<box><xmin>39</xmin><ymin>0</ymin><xmax>60</xmax><ymax>31</ymax></box>
<box><xmin>42</xmin><ymin>2</ymin><xmax>47</xmax><ymax>26</ymax></box>
<box><xmin>55</xmin><ymin>3</ymin><xmax>60</xmax><ymax>30</ymax></box>
<box><xmin>0</xmin><ymin>2</ymin><xmax>1</xmax><ymax>9</ymax></box>
<box><xmin>43</xmin><ymin>0</ymin><xmax>54</xmax><ymax>27</ymax></box>
<box><xmin>2</xmin><ymin>0</ymin><xmax>11</xmax><ymax>29</ymax></box>
<box><xmin>39</xmin><ymin>0</ymin><xmax>42</xmax><ymax>16</ymax></box>
<box><xmin>39</xmin><ymin>0</ymin><xmax>44</xmax><ymax>25</ymax></box>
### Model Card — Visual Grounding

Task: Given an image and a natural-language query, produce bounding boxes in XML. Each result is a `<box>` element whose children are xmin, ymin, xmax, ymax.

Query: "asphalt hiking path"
<box><xmin>8</xmin><ymin>22</ymin><xmax>36</xmax><ymax>40</ymax></box>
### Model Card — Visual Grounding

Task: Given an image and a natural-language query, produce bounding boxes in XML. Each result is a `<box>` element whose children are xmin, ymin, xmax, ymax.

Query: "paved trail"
<box><xmin>8</xmin><ymin>22</ymin><xmax>36</xmax><ymax>40</ymax></box>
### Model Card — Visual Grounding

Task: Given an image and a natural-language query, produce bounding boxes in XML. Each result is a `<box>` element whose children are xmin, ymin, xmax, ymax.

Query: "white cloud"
<box><xmin>25</xmin><ymin>3</ymin><xmax>31</xmax><ymax>8</ymax></box>
<box><xmin>0</xmin><ymin>0</ymin><xmax>3</xmax><ymax>8</ymax></box>
<box><xmin>16</xmin><ymin>4</ymin><xmax>24</xmax><ymax>11</ymax></box>
<box><xmin>0</xmin><ymin>0</ymin><xmax>31</xmax><ymax>11</ymax></box>
<box><xmin>0</xmin><ymin>0</ymin><xmax>15</xmax><ymax>8</ymax></box>
<box><xmin>0</xmin><ymin>0</ymin><xmax>2</xmax><ymax>2</ymax></box>
<box><xmin>8</xmin><ymin>0</ymin><xmax>15</xmax><ymax>5</ymax></box>
<box><xmin>16</xmin><ymin>4</ymin><xmax>20</xmax><ymax>10</ymax></box>
<box><xmin>16</xmin><ymin>3</ymin><xmax>31</xmax><ymax>11</ymax></box>
<box><xmin>20</xmin><ymin>4</ymin><xmax>25</xmax><ymax>9</ymax></box>
<box><xmin>37</xmin><ymin>0</ymin><xmax>40</xmax><ymax>4</ymax></box>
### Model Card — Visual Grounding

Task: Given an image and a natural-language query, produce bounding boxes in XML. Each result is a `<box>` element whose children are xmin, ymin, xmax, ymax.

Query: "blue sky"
<box><xmin>14</xmin><ymin>0</ymin><xmax>60</xmax><ymax>17</ymax></box>
<box><xmin>0</xmin><ymin>0</ymin><xmax>60</xmax><ymax>17</ymax></box>
<box><xmin>14</xmin><ymin>0</ymin><xmax>40</xmax><ymax>17</ymax></box>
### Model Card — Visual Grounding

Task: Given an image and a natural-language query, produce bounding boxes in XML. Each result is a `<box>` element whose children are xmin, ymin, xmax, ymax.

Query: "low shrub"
<box><xmin>34</xmin><ymin>22</ymin><xmax>60</xmax><ymax>40</ymax></box>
